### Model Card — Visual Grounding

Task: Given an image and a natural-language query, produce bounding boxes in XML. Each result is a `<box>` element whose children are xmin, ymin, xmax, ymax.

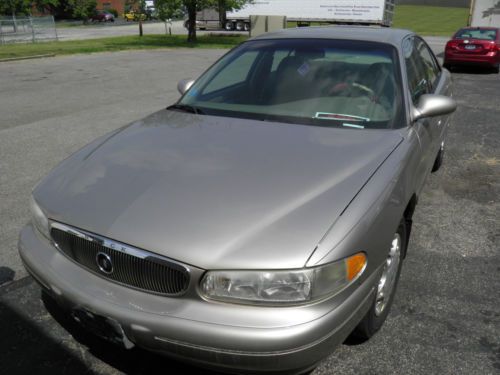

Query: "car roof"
<box><xmin>458</xmin><ymin>26</ymin><xmax>499</xmax><ymax>30</ymax></box>
<box><xmin>250</xmin><ymin>26</ymin><xmax>414</xmax><ymax>47</ymax></box>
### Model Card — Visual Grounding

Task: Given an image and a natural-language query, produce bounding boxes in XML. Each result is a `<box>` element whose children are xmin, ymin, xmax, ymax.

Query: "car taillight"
<box><xmin>446</xmin><ymin>41</ymin><xmax>459</xmax><ymax>50</ymax></box>
<box><xmin>486</xmin><ymin>42</ymin><xmax>497</xmax><ymax>51</ymax></box>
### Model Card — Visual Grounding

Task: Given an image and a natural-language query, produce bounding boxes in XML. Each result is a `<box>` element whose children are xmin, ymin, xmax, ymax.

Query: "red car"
<box><xmin>90</xmin><ymin>10</ymin><xmax>115</xmax><ymax>23</ymax></box>
<box><xmin>444</xmin><ymin>27</ymin><xmax>500</xmax><ymax>73</ymax></box>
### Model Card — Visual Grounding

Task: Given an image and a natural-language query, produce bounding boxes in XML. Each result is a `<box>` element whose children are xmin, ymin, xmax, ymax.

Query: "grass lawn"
<box><xmin>0</xmin><ymin>34</ymin><xmax>246</xmax><ymax>60</ymax></box>
<box><xmin>392</xmin><ymin>5</ymin><xmax>469</xmax><ymax>36</ymax></box>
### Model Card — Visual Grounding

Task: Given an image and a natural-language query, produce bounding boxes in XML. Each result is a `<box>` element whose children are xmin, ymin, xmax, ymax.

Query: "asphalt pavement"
<box><xmin>0</xmin><ymin>45</ymin><xmax>499</xmax><ymax>374</ymax></box>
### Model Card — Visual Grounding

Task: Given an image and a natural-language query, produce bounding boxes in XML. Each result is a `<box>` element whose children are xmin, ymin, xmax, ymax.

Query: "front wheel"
<box><xmin>350</xmin><ymin>218</ymin><xmax>406</xmax><ymax>341</ymax></box>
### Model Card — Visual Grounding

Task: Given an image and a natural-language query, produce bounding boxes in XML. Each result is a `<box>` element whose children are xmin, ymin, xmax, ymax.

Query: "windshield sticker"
<box><xmin>297</xmin><ymin>63</ymin><xmax>310</xmax><ymax>76</ymax></box>
<box><xmin>314</xmin><ymin>112</ymin><xmax>370</xmax><ymax>122</ymax></box>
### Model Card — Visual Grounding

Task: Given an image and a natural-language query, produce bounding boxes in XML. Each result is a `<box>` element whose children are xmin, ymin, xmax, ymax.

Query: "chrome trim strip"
<box><xmin>50</xmin><ymin>221</ymin><xmax>191</xmax><ymax>275</ymax></box>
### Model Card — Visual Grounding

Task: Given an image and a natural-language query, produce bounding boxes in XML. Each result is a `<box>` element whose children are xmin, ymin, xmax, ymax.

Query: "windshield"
<box><xmin>178</xmin><ymin>38</ymin><xmax>404</xmax><ymax>129</ymax></box>
<box><xmin>455</xmin><ymin>28</ymin><xmax>498</xmax><ymax>40</ymax></box>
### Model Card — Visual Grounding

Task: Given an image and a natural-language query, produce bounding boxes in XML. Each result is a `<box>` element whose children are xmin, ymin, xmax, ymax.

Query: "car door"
<box><xmin>404</xmin><ymin>36</ymin><xmax>450</xmax><ymax>194</ymax></box>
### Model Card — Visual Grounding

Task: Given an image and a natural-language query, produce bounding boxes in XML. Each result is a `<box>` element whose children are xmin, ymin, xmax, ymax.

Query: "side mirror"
<box><xmin>412</xmin><ymin>94</ymin><xmax>457</xmax><ymax>122</ymax></box>
<box><xmin>177</xmin><ymin>78</ymin><xmax>195</xmax><ymax>95</ymax></box>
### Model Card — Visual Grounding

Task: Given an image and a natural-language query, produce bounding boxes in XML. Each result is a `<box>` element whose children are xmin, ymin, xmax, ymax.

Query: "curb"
<box><xmin>0</xmin><ymin>54</ymin><xmax>56</xmax><ymax>62</ymax></box>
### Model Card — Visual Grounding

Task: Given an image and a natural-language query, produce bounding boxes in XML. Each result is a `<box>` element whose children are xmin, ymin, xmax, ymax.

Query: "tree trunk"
<box><xmin>187</xmin><ymin>2</ymin><xmax>197</xmax><ymax>43</ymax></box>
<box><xmin>218</xmin><ymin>0</ymin><xmax>226</xmax><ymax>30</ymax></box>
<box><xmin>139</xmin><ymin>19</ymin><xmax>143</xmax><ymax>36</ymax></box>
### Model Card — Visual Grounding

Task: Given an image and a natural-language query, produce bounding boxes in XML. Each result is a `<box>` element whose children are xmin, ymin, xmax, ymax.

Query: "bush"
<box><xmin>107</xmin><ymin>8</ymin><xmax>118</xmax><ymax>17</ymax></box>
<box><xmin>67</xmin><ymin>0</ymin><xmax>98</xmax><ymax>23</ymax></box>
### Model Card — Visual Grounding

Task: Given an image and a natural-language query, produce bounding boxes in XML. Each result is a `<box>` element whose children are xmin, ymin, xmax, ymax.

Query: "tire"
<box><xmin>431</xmin><ymin>142</ymin><xmax>444</xmax><ymax>172</ymax></box>
<box><xmin>444</xmin><ymin>62</ymin><xmax>456</xmax><ymax>72</ymax></box>
<box><xmin>225</xmin><ymin>22</ymin><xmax>233</xmax><ymax>31</ymax></box>
<box><xmin>493</xmin><ymin>64</ymin><xmax>499</xmax><ymax>74</ymax></box>
<box><xmin>350</xmin><ymin>218</ymin><xmax>406</xmax><ymax>341</ymax></box>
<box><xmin>244</xmin><ymin>22</ymin><xmax>250</xmax><ymax>31</ymax></box>
<box><xmin>236</xmin><ymin>21</ymin><xmax>245</xmax><ymax>31</ymax></box>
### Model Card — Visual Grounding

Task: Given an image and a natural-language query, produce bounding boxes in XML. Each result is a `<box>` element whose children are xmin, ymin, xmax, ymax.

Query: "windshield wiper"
<box><xmin>314</xmin><ymin>112</ymin><xmax>370</xmax><ymax>122</ymax></box>
<box><xmin>167</xmin><ymin>104</ymin><xmax>205</xmax><ymax>115</ymax></box>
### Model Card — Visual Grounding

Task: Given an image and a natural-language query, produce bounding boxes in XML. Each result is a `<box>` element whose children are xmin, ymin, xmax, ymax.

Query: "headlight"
<box><xmin>30</xmin><ymin>195</ymin><xmax>50</xmax><ymax>239</ymax></box>
<box><xmin>200</xmin><ymin>253</ymin><xmax>366</xmax><ymax>305</ymax></box>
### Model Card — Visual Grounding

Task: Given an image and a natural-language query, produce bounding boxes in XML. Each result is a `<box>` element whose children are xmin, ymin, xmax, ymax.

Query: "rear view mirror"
<box><xmin>177</xmin><ymin>78</ymin><xmax>195</xmax><ymax>95</ymax></box>
<box><xmin>412</xmin><ymin>94</ymin><xmax>457</xmax><ymax>122</ymax></box>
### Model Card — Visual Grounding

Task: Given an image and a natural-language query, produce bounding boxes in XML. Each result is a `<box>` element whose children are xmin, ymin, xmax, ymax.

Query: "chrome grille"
<box><xmin>50</xmin><ymin>224</ymin><xmax>189</xmax><ymax>296</ymax></box>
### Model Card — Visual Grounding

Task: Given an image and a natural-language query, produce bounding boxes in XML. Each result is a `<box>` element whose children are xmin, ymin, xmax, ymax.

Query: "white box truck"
<box><xmin>189</xmin><ymin>0</ymin><xmax>395</xmax><ymax>31</ymax></box>
<box><xmin>469</xmin><ymin>0</ymin><xmax>500</xmax><ymax>27</ymax></box>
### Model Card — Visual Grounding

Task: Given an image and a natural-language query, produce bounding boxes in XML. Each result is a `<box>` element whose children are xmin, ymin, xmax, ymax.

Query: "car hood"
<box><xmin>35</xmin><ymin>110</ymin><xmax>402</xmax><ymax>270</ymax></box>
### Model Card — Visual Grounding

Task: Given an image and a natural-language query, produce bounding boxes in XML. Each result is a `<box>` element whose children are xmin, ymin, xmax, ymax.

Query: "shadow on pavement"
<box><xmin>0</xmin><ymin>277</ymin><xmax>220</xmax><ymax>375</ymax></box>
<box><xmin>0</xmin><ymin>266</ymin><xmax>15</xmax><ymax>285</ymax></box>
<box><xmin>41</xmin><ymin>290</ymin><xmax>221</xmax><ymax>375</ymax></box>
<box><xmin>0</xmin><ymin>278</ymin><xmax>91</xmax><ymax>374</ymax></box>
<box><xmin>447</xmin><ymin>65</ymin><xmax>499</xmax><ymax>74</ymax></box>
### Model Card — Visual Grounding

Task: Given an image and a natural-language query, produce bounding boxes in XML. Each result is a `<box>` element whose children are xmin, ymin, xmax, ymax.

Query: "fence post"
<box><xmin>12</xmin><ymin>13</ymin><xmax>17</xmax><ymax>33</ymax></box>
<box><xmin>0</xmin><ymin>21</ymin><xmax>4</xmax><ymax>45</ymax></box>
<box><xmin>53</xmin><ymin>16</ymin><xmax>58</xmax><ymax>41</ymax></box>
<box><xmin>29</xmin><ymin>16</ymin><xmax>35</xmax><ymax>43</ymax></box>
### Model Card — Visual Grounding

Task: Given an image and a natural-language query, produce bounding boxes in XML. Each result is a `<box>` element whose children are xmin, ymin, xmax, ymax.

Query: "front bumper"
<box><xmin>19</xmin><ymin>224</ymin><xmax>377</xmax><ymax>374</ymax></box>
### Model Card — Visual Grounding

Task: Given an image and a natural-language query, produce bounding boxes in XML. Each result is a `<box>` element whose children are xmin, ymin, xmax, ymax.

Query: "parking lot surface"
<box><xmin>0</xmin><ymin>47</ymin><xmax>499</xmax><ymax>374</ymax></box>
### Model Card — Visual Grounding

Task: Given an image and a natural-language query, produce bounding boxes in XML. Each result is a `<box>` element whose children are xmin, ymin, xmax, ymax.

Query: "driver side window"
<box><xmin>404</xmin><ymin>37</ymin><xmax>440</xmax><ymax>104</ymax></box>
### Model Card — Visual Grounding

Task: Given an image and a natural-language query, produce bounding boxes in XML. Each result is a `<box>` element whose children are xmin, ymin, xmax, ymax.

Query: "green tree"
<box><xmin>66</xmin><ymin>0</ymin><xmax>97</xmax><ymax>23</ymax></box>
<box><xmin>33</xmin><ymin>0</ymin><xmax>61</xmax><ymax>14</ymax></box>
<box><xmin>0</xmin><ymin>0</ymin><xmax>31</xmax><ymax>17</ymax></box>
<box><xmin>156</xmin><ymin>0</ymin><xmax>182</xmax><ymax>21</ymax></box>
<box><xmin>155</xmin><ymin>0</ymin><xmax>249</xmax><ymax>43</ymax></box>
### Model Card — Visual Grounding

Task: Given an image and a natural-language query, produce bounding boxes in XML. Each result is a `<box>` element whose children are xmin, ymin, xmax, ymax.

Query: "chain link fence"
<box><xmin>0</xmin><ymin>16</ymin><xmax>58</xmax><ymax>45</ymax></box>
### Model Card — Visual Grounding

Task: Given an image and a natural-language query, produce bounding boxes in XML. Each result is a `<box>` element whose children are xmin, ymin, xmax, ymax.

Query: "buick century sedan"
<box><xmin>19</xmin><ymin>26</ymin><xmax>456</xmax><ymax>374</ymax></box>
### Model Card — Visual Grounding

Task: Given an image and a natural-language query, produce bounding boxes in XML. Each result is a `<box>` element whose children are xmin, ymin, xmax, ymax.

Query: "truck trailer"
<box><xmin>190</xmin><ymin>0</ymin><xmax>396</xmax><ymax>31</ymax></box>
<box><xmin>469</xmin><ymin>0</ymin><xmax>500</xmax><ymax>27</ymax></box>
